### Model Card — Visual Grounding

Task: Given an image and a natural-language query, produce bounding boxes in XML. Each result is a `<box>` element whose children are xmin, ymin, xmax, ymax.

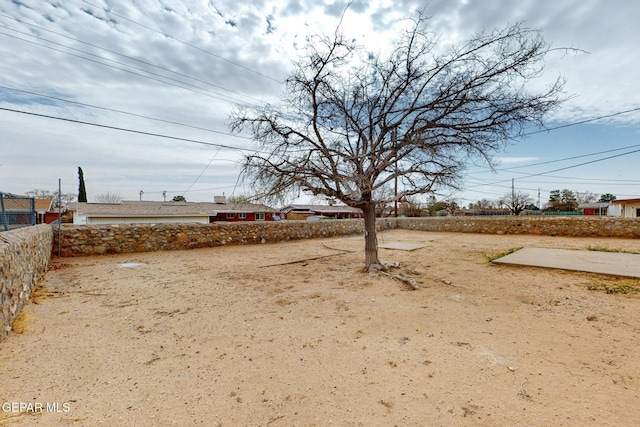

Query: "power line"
<box><xmin>489</xmin><ymin>143</ymin><xmax>640</xmax><ymax>172</ymax></box>
<box><xmin>524</xmin><ymin>106</ymin><xmax>640</xmax><ymax>136</ymax></box>
<box><xmin>0</xmin><ymin>85</ymin><xmax>252</xmax><ymax>140</ymax></box>
<box><xmin>512</xmin><ymin>175</ymin><xmax>640</xmax><ymax>184</ymax></box>
<box><xmin>463</xmin><ymin>148</ymin><xmax>640</xmax><ymax>191</ymax></box>
<box><xmin>0</xmin><ymin>106</ymin><xmax>260</xmax><ymax>152</ymax></box>
<box><xmin>82</xmin><ymin>0</ymin><xmax>283</xmax><ymax>84</ymax></box>
<box><xmin>182</xmin><ymin>155</ymin><xmax>219</xmax><ymax>196</ymax></box>
<box><xmin>516</xmin><ymin>149</ymin><xmax>640</xmax><ymax>180</ymax></box>
<box><xmin>0</xmin><ymin>29</ymin><xmax>258</xmax><ymax>107</ymax></box>
<box><xmin>0</xmin><ymin>13</ymin><xmax>268</xmax><ymax>105</ymax></box>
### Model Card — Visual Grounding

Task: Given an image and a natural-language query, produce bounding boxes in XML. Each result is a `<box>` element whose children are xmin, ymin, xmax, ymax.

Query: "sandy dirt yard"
<box><xmin>1</xmin><ymin>229</ymin><xmax>640</xmax><ymax>426</ymax></box>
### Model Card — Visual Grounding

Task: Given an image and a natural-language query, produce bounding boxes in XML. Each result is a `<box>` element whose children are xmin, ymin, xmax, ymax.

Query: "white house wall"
<box><xmin>623</xmin><ymin>203</ymin><xmax>640</xmax><ymax>218</ymax></box>
<box><xmin>85</xmin><ymin>216</ymin><xmax>209</xmax><ymax>225</ymax></box>
<box><xmin>608</xmin><ymin>202</ymin><xmax>640</xmax><ymax>218</ymax></box>
<box><xmin>74</xmin><ymin>213</ymin><xmax>87</xmax><ymax>225</ymax></box>
<box><xmin>607</xmin><ymin>204</ymin><xmax>622</xmax><ymax>217</ymax></box>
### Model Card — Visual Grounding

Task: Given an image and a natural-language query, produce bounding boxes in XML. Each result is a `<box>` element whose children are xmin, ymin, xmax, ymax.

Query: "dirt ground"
<box><xmin>1</xmin><ymin>229</ymin><xmax>640</xmax><ymax>426</ymax></box>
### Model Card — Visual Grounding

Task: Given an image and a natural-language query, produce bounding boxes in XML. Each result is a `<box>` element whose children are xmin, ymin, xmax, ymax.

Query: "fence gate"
<box><xmin>0</xmin><ymin>192</ymin><xmax>35</xmax><ymax>231</ymax></box>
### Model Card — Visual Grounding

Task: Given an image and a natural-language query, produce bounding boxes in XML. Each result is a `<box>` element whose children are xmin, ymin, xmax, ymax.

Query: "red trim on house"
<box><xmin>209</xmin><ymin>212</ymin><xmax>275</xmax><ymax>222</ymax></box>
<box><xmin>610</xmin><ymin>198</ymin><xmax>640</xmax><ymax>204</ymax></box>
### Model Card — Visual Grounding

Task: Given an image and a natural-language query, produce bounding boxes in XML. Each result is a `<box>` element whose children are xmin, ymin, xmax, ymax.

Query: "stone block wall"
<box><xmin>51</xmin><ymin>216</ymin><xmax>640</xmax><ymax>258</ymax></box>
<box><xmin>396</xmin><ymin>216</ymin><xmax>640</xmax><ymax>238</ymax></box>
<box><xmin>0</xmin><ymin>225</ymin><xmax>53</xmax><ymax>342</ymax></box>
<box><xmin>52</xmin><ymin>219</ymin><xmax>397</xmax><ymax>257</ymax></box>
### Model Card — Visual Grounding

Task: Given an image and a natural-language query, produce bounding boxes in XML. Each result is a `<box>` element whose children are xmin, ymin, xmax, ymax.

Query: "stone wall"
<box><xmin>51</xmin><ymin>216</ymin><xmax>640</xmax><ymax>258</ymax></box>
<box><xmin>0</xmin><ymin>225</ymin><xmax>53</xmax><ymax>342</ymax></box>
<box><xmin>52</xmin><ymin>219</ymin><xmax>397</xmax><ymax>257</ymax></box>
<box><xmin>396</xmin><ymin>216</ymin><xmax>640</xmax><ymax>238</ymax></box>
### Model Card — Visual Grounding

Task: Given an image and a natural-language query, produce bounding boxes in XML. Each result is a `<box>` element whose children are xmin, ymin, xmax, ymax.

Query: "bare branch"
<box><xmin>229</xmin><ymin>10</ymin><xmax>571</xmax><ymax>268</ymax></box>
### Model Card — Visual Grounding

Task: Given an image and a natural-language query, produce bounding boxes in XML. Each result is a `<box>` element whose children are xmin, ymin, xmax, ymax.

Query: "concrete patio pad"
<box><xmin>379</xmin><ymin>242</ymin><xmax>428</xmax><ymax>251</ymax></box>
<box><xmin>492</xmin><ymin>247</ymin><xmax>640</xmax><ymax>278</ymax></box>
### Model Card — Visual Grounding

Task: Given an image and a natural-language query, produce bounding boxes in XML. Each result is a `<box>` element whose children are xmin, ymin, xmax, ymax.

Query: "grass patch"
<box><xmin>485</xmin><ymin>247</ymin><xmax>523</xmax><ymax>262</ymax></box>
<box><xmin>587</xmin><ymin>279</ymin><xmax>640</xmax><ymax>294</ymax></box>
<box><xmin>586</xmin><ymin>245</ymin><xmax>639</xmax><ymax>254</ymax></box>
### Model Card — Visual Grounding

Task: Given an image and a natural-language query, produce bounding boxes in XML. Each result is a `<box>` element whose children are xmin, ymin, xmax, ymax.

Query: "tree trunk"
<box><xmin>362</xmin><ymin>201</ymin><xmax>380</xmax><ymax>268</ymax></box>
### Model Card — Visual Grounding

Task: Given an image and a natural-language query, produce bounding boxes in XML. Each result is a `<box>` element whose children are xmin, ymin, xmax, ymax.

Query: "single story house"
<box><xmin>578</xmin><ymin>202</ymin><xmax>609</xmax><ymax>216</ymax></box>
<box><xmin>208</xmin><ymin>202</ymin><xmax>279</xmax><ymax>222</ymax></box>
<box><xmin>607</xmin><ymin>198</ymin><xmax>640</xmax><ymax>218</ymax></box>
<box><xmin>69</xmin><ymin>200</ymin><xmax>278</xmax><ymax>225</ymax></box>
<box><xmin>33</xmin><ymin>198</ymin><xmax>63</xmax><ymax>224</ymax></box>
<box><xmin>281</xmin><ymin>204</ymin><xmax>363</xmax><ymax>220</ymax></box>
<box><xmin>1</xmin><ymin>192</ymin><xmax>34</xmax><ymax>229</ymax></box>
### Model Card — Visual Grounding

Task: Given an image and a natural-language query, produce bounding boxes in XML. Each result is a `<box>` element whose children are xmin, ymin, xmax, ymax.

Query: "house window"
<box><xmin>238</xmin><ymin>213</ymin><xmax>246</xmax><ymax>219</ymax></box>
<box><xmin>256</xmin><ymin>213</ymin><xmax>265</xmax><ymax>221</ymax></box>
<box><xmin>226</xmin><ymin>213</ymin><xmax>235</xmax><ymax>219</ymax></box>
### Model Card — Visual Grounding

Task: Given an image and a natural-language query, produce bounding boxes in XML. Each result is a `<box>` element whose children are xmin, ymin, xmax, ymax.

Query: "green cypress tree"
<box><xmin>78</xmin><ymin>167</ymin><xmax>87</xmax><ymax>202</ymax></box>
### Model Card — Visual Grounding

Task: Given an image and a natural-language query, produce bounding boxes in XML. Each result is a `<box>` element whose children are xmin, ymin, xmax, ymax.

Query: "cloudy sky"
<box><xmin>2</xmin><ymin>0</ymin><xmax>639</xmax><ymax>207</ymax></box>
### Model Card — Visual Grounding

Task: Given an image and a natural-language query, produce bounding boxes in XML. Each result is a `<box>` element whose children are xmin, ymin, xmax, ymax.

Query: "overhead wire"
<box><xmin>475</xmin><ymin>143</ymin><xmax>640</xmax><ymax>173</ymax></box>
<box><xmin>0</xmin><ymin>12</ymin><xmax>268</xmax><ymax>105</ymax></box>
<box><xmin>460</xmin><ymin>108</ymin><xmax>640</xmax><ymax>199</ymax></box>
<box><xmin>0</xmin><ymin>106</ymin><xmax>260</xmax><ymax>153</ymax></box>
<box><xmin>523</xmin><ymin>106</ymin><xmax>640</xmax><ymax>136</ymax></box>
<box><xmin>469</xmin><ymin>148</ymin><xmax>640</xmax><ymax>189</ymax></box>
<box><xmin>82</xmin><ymin>0</ymin><xmax>284</xmax><ymax>84</ymax></box>
<box><xmin>0</xmin><ymin>85</ymin><xmax>252</xmax><ymax>140</ymax></box>
<box><xmin>0</xmin><ymin>29</ymin><xmax>260</xmax><ymax>107</ymax></box>
<box><xmin>2</xmin><ymin>5</ymin><xmax>639</xmax><ymax>199</ymax></box>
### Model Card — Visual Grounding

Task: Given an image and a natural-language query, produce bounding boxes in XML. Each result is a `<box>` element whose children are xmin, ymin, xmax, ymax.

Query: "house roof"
<box><xmin>34</xmin><ymin>198</ymin><xmax>54</xmax><ymax>212</ymax></box>
<box><xmin>1</xmin><ymin>196</ymin><xmax>31</xmax><ymax>211</ymax></box>
<box><xmin>610</xmin><ymin>198</ymin><xmax>640</xmax><ymax>204</ymax></box>
<box><xmin>281</xmin><ymin>204</ymin><xmax>362</xmax><ymax>215</ymax></box>
<box><xmin>70</xmin><ymin>201</ymin><xmax>277</xmax><ymax>217</ymax></box>
<box><xmin>578</xmin><ymin>202</ymin><xmax>610</xmax><ymax>209</ymax></box>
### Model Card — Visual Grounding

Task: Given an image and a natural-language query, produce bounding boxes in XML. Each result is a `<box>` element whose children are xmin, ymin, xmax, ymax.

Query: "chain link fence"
<box><xmin>1</xmin><ymin>192</ymin><xmax>36</xmax><ymax>231</ymax></box>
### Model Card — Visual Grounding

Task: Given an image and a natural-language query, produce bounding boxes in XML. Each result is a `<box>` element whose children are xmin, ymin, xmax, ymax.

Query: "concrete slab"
<box><xmin>492</xmin><ymin>248</ymin><xmax>640</xmax><ymax>278</ymax></box>
<box><xmin>379</xmin><ymin>242</ymin><xmax>428</xmax><ymax>251</ymax></box>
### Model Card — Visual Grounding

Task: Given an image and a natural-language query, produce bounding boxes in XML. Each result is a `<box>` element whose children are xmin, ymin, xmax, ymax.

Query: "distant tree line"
<box><xmin>388</xmin><ymin>189</ymin><xmax>618</xmax><ymax>217</ymax></box>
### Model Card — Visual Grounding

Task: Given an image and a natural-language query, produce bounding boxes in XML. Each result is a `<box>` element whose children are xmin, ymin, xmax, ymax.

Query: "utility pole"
<box><xmin>162</xmin><ymin>191</ymin><xmax>166</xmax><ymax>202</ymax></box>
<box><xmin>58</xmin><ymin>179</ymin><xmax>62</xmax><ymax>257</ymax></box>
<box><xmin>139</xmin><ymin>190</ymin><xmax>144</xmax><ymax>202</ymax></box>
<box><xmin>537</xmin><ymin>188</ymin><xmax>541</xmax><ymax>211</ymax></box>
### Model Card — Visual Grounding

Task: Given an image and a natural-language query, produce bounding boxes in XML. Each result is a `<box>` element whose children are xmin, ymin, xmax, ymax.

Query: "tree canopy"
<box><xmin>500</xmin><ymin>191</ymin><xmax>534</xmax><ymax>215</ymax></box>
<box><xmin>77</xmin><ymin>167</ymin><xmax>87</xmax><ymax>203</ymax></box>
<box><xmin>231</xmin><ymin>12</ymin><xmax>567</xmax><ymax>269</ymax></box>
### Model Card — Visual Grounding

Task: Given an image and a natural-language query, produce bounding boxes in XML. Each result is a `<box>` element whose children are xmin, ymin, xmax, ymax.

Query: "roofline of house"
<box><xmin>76</xmin><ymin>213</ymin><xmax>215</xmax><ymax>218</ymax></box>
<box><xmin>610</xmin><ymin>198</ymin><xmax>640</xmax><ymax>204</ymax></box>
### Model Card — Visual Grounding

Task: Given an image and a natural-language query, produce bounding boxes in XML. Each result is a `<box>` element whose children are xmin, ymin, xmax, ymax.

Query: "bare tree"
<box><xmin>26</xmin><ymin>189</ymin><xmax>76</xmax><ymax>208</ymax></box>
<box><xmin>473</xmin><ymin>198</ymin><xmax>496</xmax><ymax>210</ymax></box>
<box><xmin>398</xmin><ymin>196</ymin><xmax>424</xmax><ymax>217</ymax></box>
<box><xmin>500</xmin><ymin>191</ymin><xmax>533</xmax><ymax>216</ymax></box>
<box><xmin>94</xmin><ymin>192</ymin><xmax>123</xmax><ymax>204</ymax></box>
<box><xmin>231</xmin><ymin>12</ymin><xmax>566</xmax><ymax>270</ymax></box>
<box><xmin>227</xmin><ymin>195</ymin><xmax>251</xmax><ymax>205</ymax></box>
<box><xmin>575</xmin><ymin>191</ymin><xmax>597</xmax><ymax>204</ymax></box>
